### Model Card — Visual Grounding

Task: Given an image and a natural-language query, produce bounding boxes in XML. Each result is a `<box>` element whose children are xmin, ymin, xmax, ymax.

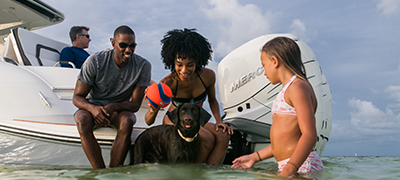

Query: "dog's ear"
<box><xmin>167</xmin><ymin>106</ymin><xmax>179</xmax><ymax>126</ymax></box>
<box><xmin>198</xmin><ymin>106</ymin><xmax>211</xmax><ymax>127</ymax></box>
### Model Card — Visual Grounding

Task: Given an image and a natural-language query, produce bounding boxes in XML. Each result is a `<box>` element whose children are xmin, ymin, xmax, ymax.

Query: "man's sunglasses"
<box><xmin>79</xmin><ymin>34</ymin><xmax>90</xmax><ymax>39</ymax></box>
<box><xmin>110</xmin><ymin>38</ymin><xmax>137</xmax><ymax>49</ymax></box>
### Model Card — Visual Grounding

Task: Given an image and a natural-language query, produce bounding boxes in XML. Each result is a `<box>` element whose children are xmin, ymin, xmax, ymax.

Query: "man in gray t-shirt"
<box><xmin>73</xmin><ymin>25</ymin><xmax>151</xmax><ymax>169</ymax></box>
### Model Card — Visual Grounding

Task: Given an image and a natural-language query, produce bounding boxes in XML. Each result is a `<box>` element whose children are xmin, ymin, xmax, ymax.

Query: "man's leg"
<box><xmin>75</xmin><ymin>110</ymin><xmax>106</xmax><ymax>169</ymax></box>
<box><xmin>109</xmin><ymin>111</ymin><xmax>136</xmax><ymax>167</ymax></box>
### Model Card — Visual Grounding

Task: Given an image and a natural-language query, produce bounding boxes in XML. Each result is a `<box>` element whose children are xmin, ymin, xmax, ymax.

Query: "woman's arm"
<box><xmin>144</xmin><ymin>77</ymin><xmax>174</xmax><ymax>126</ymax></box>
<box><xmin>145</xmin><ymin>105</ymin><xmax>161</xmax><ymax>126</ymax></box>
<box><xmin>205</xmin><ymin>69</ymin><xmax>234</xmax><ymax>135</ymax></box>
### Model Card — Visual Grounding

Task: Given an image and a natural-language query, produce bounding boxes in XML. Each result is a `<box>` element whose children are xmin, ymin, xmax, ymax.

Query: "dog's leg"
<box><xmin>129</xmin><ymin>144</ymin><xmax>135</xmax><ymax>165</ymax></box>
<box><xmin>132</xmin><ymin>132</ymin><xmax>151</xmax><ymax>165</ymax></box>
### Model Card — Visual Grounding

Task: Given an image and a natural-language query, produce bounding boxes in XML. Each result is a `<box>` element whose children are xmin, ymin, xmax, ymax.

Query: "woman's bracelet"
<box><xmin>287</xmin><ymin>161</ymin><xmax>299</xmax><ymax>170</ymax></box>
<box><xmin>256</xmin><ymin>151</ymin><xmax>262</xmax><ymax>162</ymax></box>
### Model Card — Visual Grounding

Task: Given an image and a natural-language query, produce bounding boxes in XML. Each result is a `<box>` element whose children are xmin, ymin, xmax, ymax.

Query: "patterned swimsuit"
<box><xmin>271</xmin><ymin>75</ymin><xmax>297</xmax><ymax>116</ymax></box>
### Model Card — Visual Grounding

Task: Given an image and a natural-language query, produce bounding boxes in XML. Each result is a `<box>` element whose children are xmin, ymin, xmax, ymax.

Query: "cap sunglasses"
<box><xmin>78</xmin><ymin>34</ymin><xmax>90</xmax><ymax>39</ymax></box>
<box><xmin>110</xmin><ymin>38</ymin><xmax>137</xmax><ymax>49</ymax></box>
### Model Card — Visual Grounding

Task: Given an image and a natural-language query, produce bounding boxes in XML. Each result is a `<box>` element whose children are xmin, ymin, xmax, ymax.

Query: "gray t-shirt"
<box><xmin>78</xmin><ymin>49</ymin><xmax>151</xmax><ymax>106</ymax></box>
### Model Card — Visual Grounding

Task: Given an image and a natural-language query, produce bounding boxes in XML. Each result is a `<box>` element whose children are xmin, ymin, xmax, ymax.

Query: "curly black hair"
<box><xmin>161</xmin><ymin>28</ymin><xmax>213</xmax><ymax>72</ymax></box>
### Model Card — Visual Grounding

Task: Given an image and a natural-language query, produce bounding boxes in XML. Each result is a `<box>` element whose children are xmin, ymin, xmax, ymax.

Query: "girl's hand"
<box><xmin>278</xmin><ymin>162</ymin><xmax>298</xmax><ymax>177</ymax></box>
<box><xmin>231</xmin><ymin>154</ymin><xmax>256</xmax><ymax>169</ymax></box>
<box><xmin>215</xmin><ymin>122</ymin><xmax>234</xmax><ymax>135</ymax></box>
<box><xmin>278</xmin><ymin>169</ymin><xmax>297</xmax><ymax>178</ymax></box>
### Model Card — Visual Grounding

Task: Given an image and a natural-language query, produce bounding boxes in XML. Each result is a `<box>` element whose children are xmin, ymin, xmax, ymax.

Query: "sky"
<box><xmin>33</xmin><ymin>0</ymin><xmax>400</xmax><ymax>157</ymax></box>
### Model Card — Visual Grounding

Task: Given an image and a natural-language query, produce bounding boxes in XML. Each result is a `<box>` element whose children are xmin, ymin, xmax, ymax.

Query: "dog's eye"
<box><xmin>192</xmin><ymin>108</ymin><xmax>199</xmax><ymax>114</ymax></box>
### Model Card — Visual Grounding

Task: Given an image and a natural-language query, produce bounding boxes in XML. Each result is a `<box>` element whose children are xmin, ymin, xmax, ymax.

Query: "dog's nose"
<box><xmin>183</xmin><ymin>117</ymin><xmax>192</xmax><ymax>123</ymax></box>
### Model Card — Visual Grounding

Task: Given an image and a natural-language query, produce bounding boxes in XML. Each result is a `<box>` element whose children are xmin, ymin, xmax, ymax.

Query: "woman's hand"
<box><xmin>215</xmin><ymin>122</ymin><xmax>234</xmax><ymax>135</ymax></box>
<box><xmin>144</xmin><ymin>86</ymin><xmax>161</xmax><ymax>111</ymax></box>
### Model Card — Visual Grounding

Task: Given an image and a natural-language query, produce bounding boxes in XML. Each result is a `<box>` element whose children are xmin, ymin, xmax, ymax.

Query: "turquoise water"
<box><xmin>1</xmin><ymin>156</ymin><xmax>399</xmax><ymax>179</ymax></box>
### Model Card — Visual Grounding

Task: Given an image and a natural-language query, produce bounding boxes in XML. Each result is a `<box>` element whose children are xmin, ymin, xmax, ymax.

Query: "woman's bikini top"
<box><xmin>271</xmin><ymin>75</ymin><xmax>297</xmax><ymax>116</ymax></box>
<box><xmin>172</xmin><ymin>71</ymin><xmax>208</xmax><ymax>107</ymax></box>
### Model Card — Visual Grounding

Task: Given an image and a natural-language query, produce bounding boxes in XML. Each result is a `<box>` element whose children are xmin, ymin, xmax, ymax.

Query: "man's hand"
<box><xmin>90</xmin><ymin>106</ymin><xmax>110</xmax><ymax>126</ymax></box>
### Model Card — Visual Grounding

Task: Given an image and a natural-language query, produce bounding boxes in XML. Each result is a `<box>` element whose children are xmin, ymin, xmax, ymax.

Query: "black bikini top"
<box><xmin>172</xmin><ymin>71</ymin><xmax>208</xmax><ymax>107</ymax></box>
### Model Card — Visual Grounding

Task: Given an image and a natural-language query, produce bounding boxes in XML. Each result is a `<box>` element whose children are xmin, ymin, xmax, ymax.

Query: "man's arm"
<box><xmin>73</xmin><ymin>79</ymin><xmax>110</xmax><ymax>126</ymax></box>
<box><xmin>103</xmin><ymin>85</ymin><xmax>146</xmax><ymax>114</ymax></box>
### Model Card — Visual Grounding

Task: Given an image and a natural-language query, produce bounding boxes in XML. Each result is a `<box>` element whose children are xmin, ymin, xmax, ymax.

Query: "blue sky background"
<box><xmin>35</xmin><ymin>0</ymin><xmax>400</xmax><ymax>156</ymax></box>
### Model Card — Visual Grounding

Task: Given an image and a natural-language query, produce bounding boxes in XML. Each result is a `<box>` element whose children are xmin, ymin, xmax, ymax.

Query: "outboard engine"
<box><xmin>218</xmin><ymin>34</ymin><xmax>332</xmax><ymax>164</ymax></box>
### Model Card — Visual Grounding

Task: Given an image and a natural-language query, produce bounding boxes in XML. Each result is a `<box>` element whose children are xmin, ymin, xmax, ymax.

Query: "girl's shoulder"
<box><xmin>286</xmin><ymin>79</ymin><xmax>317</xmax><ymax>108</ymax></box>
<box><xmin>288</xmin><ymin>79</ymin><xmax>313</xmax><ymax>95</ymax></box>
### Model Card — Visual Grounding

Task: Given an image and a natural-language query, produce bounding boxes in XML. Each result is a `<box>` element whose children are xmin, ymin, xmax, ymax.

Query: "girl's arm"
<box><xmin>280</xmin><ymin>81</ymin><xmax>318</xmax><ymax>177</ymax></box>
<box><xmin>231</xmin><ymin>145</ymin><xmax>273</xmax><ymax>169</ymax></box>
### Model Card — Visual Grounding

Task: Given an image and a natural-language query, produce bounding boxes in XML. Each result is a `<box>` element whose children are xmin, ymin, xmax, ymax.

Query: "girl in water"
<box><xmin>231</xmin><ymin>37</ymin><xmax>323</xmax><ymax>177</ymax></box>
<box><xmin>145</xmin><ymin>28</ymin><xmax>233</xmax><ymax>164</ymax></box>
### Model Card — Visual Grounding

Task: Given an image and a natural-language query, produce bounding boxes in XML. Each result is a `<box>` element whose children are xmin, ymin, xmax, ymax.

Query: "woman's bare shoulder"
<box><xmin>201</xmin><ymin>68</ymin><xmax>216</xmax><ymax>75</ymax></box>
<box><xmin>199</xmin><ymin>68</ymin><xmax>216</xmax><ymax>83</ymax></box>
<box><xmin>160</xmin><ymin>73</ymin><xmax>176</xmax><ymax>87</ymax></box>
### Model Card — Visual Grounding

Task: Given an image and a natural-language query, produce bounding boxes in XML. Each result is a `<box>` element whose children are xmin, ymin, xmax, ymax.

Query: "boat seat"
<box><xmin>3</xmin><ymin>28</ymin><xmax>69</xmax><ymax>67</ymax></box>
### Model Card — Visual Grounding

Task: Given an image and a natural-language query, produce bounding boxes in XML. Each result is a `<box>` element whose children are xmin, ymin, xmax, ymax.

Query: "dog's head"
<box><xmin>167</xmin><ymin>103</ymin><xmax>211</xmax><ymax>138</ymax></box>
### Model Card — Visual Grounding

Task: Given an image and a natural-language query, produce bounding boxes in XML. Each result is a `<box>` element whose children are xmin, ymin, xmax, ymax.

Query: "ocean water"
<box><xmin>1</xmin><ymin>156</ymin><xmax>400</xmax><ymax>179</ymax></box>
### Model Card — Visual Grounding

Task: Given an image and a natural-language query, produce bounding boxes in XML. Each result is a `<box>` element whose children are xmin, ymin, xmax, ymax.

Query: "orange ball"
<box><xmin>146</xmin><ymin>82</ymin><xmax>172</xmax><ymax>109</ymax></box>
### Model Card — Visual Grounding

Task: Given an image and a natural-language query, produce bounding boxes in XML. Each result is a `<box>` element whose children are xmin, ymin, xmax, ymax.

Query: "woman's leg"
<box><xmin>195</xmin><ymin>127</ymin><xmax>215</xmax><ymax>163</ymax></box>
<box><xmin>203</xmin><ymin>123</ymin><xmax>230</xmax><ymax>164</ymax></box>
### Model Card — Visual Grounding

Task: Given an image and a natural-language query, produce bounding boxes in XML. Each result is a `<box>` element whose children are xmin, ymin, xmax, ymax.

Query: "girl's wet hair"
<box><xmin>161</xmin><ymin>28</ymin><xmax>212</xmax><ymax>72</ymax></box>
<box><xmin>261</xmin><ymin>37</ymin><xmax>307</xmax><ymax>81</ymax></box>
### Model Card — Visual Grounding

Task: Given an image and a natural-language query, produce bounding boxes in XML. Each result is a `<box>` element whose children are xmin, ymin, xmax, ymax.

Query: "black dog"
<box><xmin>131</xmin><ymin>103</ymin><xmax>211</xmax><ymax>164</ymax></box>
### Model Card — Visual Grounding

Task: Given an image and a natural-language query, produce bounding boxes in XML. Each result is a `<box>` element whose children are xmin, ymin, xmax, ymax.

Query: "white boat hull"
<box><xmin>0</xmin><ymin>28</ymin><xmax>165</xmax><ymax>166</ymax></box>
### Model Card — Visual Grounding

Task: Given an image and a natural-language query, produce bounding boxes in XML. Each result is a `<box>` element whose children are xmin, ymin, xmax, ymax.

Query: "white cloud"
<box><xmin>202</xmin><ymin>0</ymin><xmax>275</xmax><ymax>59</ymax></box>
<box><xmin>385</xmin><ymin>85</ymin><xmax>400</xmax><ymax>102</ymax></box>
<box><xmin>348</xmin><ymin>98</ymin><xmax>400</xmax><ymax>135</ymax></box>
<box><xmin>290</xmin><ymin>19</ymin><xmax>308</xmax><ymax>42</ymax></box>
<box><xmin>377</xmin><ymin>0</ymin><xmax>400</xmax><ymax>16</ymax></box>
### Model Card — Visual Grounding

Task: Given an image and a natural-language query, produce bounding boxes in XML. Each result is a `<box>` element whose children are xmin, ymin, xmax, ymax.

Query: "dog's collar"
<box><xmin>177</xmin><ymin>129</ymin><xmax>198</xmax><ymax>142</ymax></box>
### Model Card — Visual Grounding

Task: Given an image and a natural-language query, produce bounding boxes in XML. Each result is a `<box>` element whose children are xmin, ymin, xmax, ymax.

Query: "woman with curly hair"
<box><xmin>145</xmin><ymin>28</ymin><xmax>233</xmax><ymax>164</ymax></box>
